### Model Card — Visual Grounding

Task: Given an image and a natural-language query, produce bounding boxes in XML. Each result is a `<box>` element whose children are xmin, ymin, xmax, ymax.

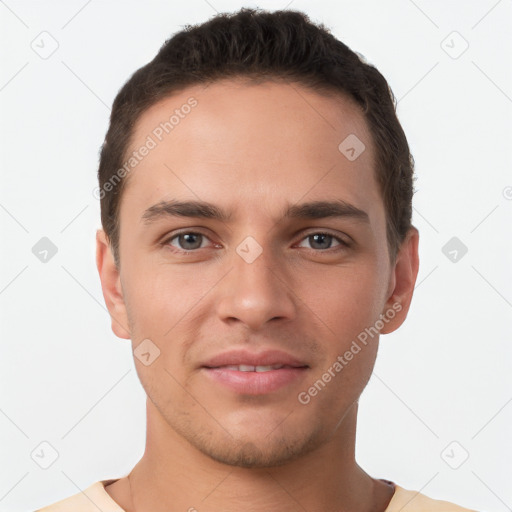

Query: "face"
<box><xmin>97</xmin><ymin>79</ymin><xmax>417</xmax><ymax>468</ymax></box>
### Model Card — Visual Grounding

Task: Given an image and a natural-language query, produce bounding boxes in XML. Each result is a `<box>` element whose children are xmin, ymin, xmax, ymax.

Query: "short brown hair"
<box><xmin>97</xmin><ymin>7</ymin><xmax>414</xmax><ymax>268</ymax></box>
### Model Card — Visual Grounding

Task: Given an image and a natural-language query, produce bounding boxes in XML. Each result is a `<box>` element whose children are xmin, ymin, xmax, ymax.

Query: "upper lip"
<box><xmin>201</xmin><ymin>349</ymin><xmax>309</xmax><ymax>368</ymax></box>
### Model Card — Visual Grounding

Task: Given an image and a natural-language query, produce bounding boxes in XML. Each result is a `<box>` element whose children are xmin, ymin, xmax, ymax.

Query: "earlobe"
<box><xmin>95</xmin><ymin>229</ymin><xmax>131</xmax><ymax>339</ymax></box>
<box><xmin>380</xmin><ymin>227</ymin><xmax>420</xmax><ymax>335</ymax></box>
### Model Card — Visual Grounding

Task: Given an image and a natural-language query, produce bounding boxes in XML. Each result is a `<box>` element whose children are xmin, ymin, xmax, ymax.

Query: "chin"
<box><xmin>181</xmin><ymin>418</ymin><xmax>327</xmax><ymax>469</ymax></box>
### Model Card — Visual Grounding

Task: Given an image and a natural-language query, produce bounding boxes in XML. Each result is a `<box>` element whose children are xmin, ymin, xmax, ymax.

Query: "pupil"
<box><xmin>181</xmin><ymin>233</ymin><xmax>201</xmax><ymax>249</ymax></box>
<box><xmin>311</xmin><ymin>234</ymin><xmax>331</xmax><ymax>249</ymax></box>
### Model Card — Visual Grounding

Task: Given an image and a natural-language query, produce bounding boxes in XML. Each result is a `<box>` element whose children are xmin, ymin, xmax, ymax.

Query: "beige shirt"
<box><xmin>35</xmin><ymin>478</ymin><xmax>478</xmax><ymax>511</ymax></box>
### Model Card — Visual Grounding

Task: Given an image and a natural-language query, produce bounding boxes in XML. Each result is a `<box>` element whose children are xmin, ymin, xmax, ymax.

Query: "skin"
<box><xmin>96</xmin><ymin>78</ymin><xmax>419</xmax><ymax>512</ymax></box>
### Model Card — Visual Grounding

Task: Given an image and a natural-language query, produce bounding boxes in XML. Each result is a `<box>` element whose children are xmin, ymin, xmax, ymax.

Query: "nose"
<box><xmin>215</xmin><ymin>239</ymin><xmax>297</xmax><ymax>331</ymax></box>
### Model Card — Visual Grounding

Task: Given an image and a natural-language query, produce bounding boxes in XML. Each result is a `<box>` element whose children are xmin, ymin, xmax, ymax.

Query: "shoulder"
<box><xmin>35</xmin><ymin>480</ymin><xmax>125</xmax><ymax>512</ymax></box>
<box><xmin>386</xmin><ymin>484</ymin><xmax>478</xmax><ymax>512</ymax></box>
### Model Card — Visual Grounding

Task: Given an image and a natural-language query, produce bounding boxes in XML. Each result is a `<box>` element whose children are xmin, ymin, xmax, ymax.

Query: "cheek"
<box><xmin>122</xmin><ymin>259</ymin><xmax>200</xmax><ymax>325</ymax></box>
<box><xmin>298</xmin><ymin>270</ymin><xmax>382</xmax><ymax>409</ymax></box>
<box><xmin>298</xmin><ymin>264</ymin><xmax>384</xmax><ymax>341</ymax></box>
<box><xmin>121</xmin><ymin>261</ymin><xmax>218</xmax><ymax>377</ymax></box>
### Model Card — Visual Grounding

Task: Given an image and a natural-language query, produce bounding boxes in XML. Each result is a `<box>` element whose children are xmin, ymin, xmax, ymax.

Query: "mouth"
<box><xmin>200</xmin><ymin>349</ymin><xmax>310</xmax><ymax>395</ymax></box>
<box><xmin>204</xmin><ymin>363</ymin><xmax>307</xmax><ymax>372</ymax></box>
<box><xmin>201</xmin><ymin>364</ymin><xmax>309</xmax><ymax>395</ymax></box>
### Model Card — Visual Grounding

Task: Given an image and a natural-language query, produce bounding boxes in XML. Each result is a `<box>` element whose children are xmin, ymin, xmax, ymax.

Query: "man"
<box><xmin>37</xmin><ymin>8</ymin><xmax>478</xmax><ymax>512</ymax></box>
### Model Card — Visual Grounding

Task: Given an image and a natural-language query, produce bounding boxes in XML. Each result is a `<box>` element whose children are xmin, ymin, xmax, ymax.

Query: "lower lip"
<box><xmin>202</xmin><ymin>367</ymin><xmax>308</xmax><ymax>395</ymax></box>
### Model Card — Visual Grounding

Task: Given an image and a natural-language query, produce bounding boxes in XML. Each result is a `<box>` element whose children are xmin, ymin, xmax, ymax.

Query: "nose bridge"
<box><xmin>215</xmin><ymin>234</ymin><xmax>296</xmax><ymax>329</ymax></box>
<box><xmin>234</xmin><ymin>234</ymin><xmax>278</xmax><ymax>286</ymax></box>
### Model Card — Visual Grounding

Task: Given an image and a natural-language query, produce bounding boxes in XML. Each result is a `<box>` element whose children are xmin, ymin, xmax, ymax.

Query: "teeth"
<box><xmin>255</xmin><ymin>365</ymin><xmax>283</xmax><ymax>372</ymax></box>
<box><xmin>220</xmin><ymin>364</ymin><xmax>285</xmax><ymax>372</ymax></box>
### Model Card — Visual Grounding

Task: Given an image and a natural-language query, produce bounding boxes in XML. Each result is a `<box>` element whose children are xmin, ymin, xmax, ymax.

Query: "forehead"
<box><xmin>120</xmin><ymin>79</ymin><xmax>382</xmax><ymax>224</ymax></box>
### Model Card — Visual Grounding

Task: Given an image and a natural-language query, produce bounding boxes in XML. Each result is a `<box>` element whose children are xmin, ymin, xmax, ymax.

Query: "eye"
<box><xmin>162</xmin><ymin>230</ymin><xmax>350</xmax><ymax>254</ymax></box>
<box><xmin>296</xmin><ymin>232</ymin><xmax>348</xmax><ymax>251</ymax></box>
<box><xmin>165</xmin><ymin>231</ymin><xmax>212</xmax><ymax>252</ymax></box>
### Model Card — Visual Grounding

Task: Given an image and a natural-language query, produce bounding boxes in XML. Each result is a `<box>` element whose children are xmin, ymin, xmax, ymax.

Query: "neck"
<box><xmin>113</xmin><ymin>398</ymin><xmax>394</xmax><ymax>512</ymax></box>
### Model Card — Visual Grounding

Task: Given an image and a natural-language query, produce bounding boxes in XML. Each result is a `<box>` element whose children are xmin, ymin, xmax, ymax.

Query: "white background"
<box><xmin>1</xmin><ymin>1</ymin><xmax>511</xmax><ymax>510</ymax></box>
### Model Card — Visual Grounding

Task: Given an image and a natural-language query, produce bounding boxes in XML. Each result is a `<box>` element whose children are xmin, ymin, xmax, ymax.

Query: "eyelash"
<box><xmin>161</xmin><ymin>230</ymin><xmax>350</xmax><ymax>255</ymax></box>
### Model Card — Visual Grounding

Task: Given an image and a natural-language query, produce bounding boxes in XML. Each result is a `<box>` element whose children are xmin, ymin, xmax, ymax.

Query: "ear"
<box><xmin>96</xmin><ymin>229</ymin><xmax>131</xmax><ymax>339</ymax></box>
<box><xmin>380</xmin><ymin>227</ymin><xmax>420</xmax><ymax>334</ymax></box>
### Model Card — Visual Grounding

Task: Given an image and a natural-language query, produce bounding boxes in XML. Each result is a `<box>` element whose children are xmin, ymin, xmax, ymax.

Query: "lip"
<box><xmin>201</xmin><ymin>349</ymin><xmax>308</xmax><ymax>369</ymax></box>
<box><xmin>200</xmin><ymin>349</ymin><xmax>309</xmax><ymax>395</ymax></box>
<box><xmin>201</xmin><ymin>366</ymin><xmax>309</xmax><ymax>395</ymax></box>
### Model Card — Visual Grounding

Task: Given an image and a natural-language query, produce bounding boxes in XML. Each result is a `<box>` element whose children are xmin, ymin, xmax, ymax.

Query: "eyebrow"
<box><xmin>141</xmin><ymin>199</ymin><xmax>370</xmax><ymax>225</ymax></box>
